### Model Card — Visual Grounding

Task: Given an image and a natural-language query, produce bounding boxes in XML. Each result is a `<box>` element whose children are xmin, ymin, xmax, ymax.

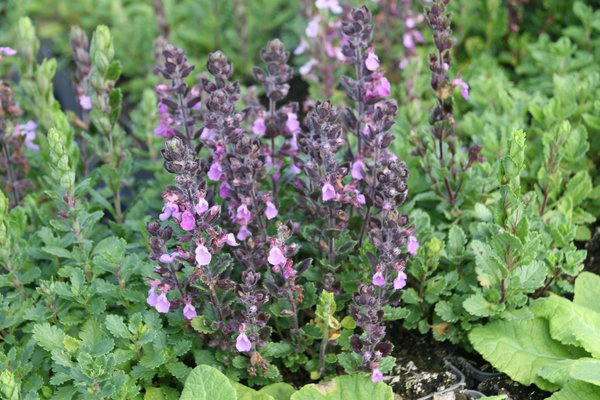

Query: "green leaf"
<box><xmin>547</xmin><ymin>381</ymin><xmax>600</xmax><ymax>400</ymax></box>
<box><xmin>180</xmin><ymin>365</ymin><xmax>237</xmax><ymax>400</ymax></box>
<box><xmin>41</xmin><ymin>246</ymin><xmax>72</xmax><ymax>259</ymax></box>
<box><xmin>539</xmin><ymin>358</ymin><xmax>600</xmax><ymax>387</ymax></box>
<box><xmin>0</xmin><ymin>370</ymin><xmax>21</xmax><ymax>400</ymax></box>
<box><xmin>259</xmin><ymin>383</ymin><xmax>296</xmax><ymax>400</ymax></box>
<box><xmin>32</xmin><ymin>323</ymin><xmax>66</xmax><ymax>352</ymax></box>
<box><xmin>105</xmin><ymin>60</ymin><xmax>122</xmax><ymax>81</ymax></box>
<box><xmin>447</xmin><ymin>225</ymin><xmax>467</xmax><ymax>261</ymax></box>
<box><xmin>463</xmin><ymin>293</ymin><xmax>503</xmax><ymax>317</ymax></box>
<box><xmin>532</xmin><ymin>296</ymin><xmax>600</xmax><ymax>357</ymax></box>
<box><xmin>105</xmin><ymin>315</ymin><xmax>131</xmax><ymax>339</ymax></box>
<box><xmin>290</xmin><ymin>375</ymin><xmax>393</xmax><ymax>400</ymax></box>
<box><xmin>574</xmin><ymin>272</ymin><xmax>600</xmax><ymax>314</ymax></box>
<box><xmin>231</xmin><ymin>381</ymin><xmax>274</xmax><ymax>400</ymax></box>
<box><xmin>469</xmin><ymin>318</ymin><xmax>581</xmax><ymax>391</ymax></box>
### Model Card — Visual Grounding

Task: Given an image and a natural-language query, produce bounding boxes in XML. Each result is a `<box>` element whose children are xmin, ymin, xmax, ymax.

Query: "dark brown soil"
<box><xmin>585</xmin><ymin>226</ymin><xmax>600</xmax><ymax>275</ymax></box>
<box><xmin>386</xmin><ymin>327</ymin><xmax>552</xmax><ymax>400</ymax></box>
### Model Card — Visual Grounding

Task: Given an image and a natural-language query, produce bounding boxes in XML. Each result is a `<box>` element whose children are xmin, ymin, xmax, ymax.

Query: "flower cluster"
<box><xmin>0</xmin><ymin>77</ymin><xmax>38</xmax><ymax>207</ymax></box>
<box><xmin>70</xmin><ymin>27</ymin><xmax>93</xmax><ymax>112</ymax></box>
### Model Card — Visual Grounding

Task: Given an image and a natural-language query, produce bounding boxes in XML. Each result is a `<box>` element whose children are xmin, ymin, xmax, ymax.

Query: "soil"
<box><xmin>585</xmin><ymin>225</ymin><xmax>600</xmax><ymax>275</ymax></box>
<box><xmin>386</xmin><ymin>327</ymin><xmax>551</xmax><ymax>400</ymax></box>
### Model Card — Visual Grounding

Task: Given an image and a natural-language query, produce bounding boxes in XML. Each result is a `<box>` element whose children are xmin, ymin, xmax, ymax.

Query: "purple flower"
<box><xmin>159</xmin><ymin>252</ymin><xmax>179</xmax><ymax>263</ymax></box>
<box><xmin>393</xmin><ymin>271</ymin><xmax>407</xmax><ymax>290</ymax></box>
<box><xmin>0</xmin><ymin>47</ymin><xmax>17</xmax><ymax>56</ymax></box>
<box><xmin>220</xmin><ymin>181</ymin><xmax>232</xmax><ymax>199</ymax></box>
<box><xmin>146</xmin><ymin>288</ymin><xmax>158</xmax><ymax>307</ymax></box>
<box><xmin>155</xmin><ymin>293</ymin><xmax>171</xmax><ymax>313</ymax></box>
<box><xmin>236</xmin><ymin>204</ymin><xmax>252</xmax><ymax>225</ymax></box>
<box><xmin>352</xmin><ymin>159</ymin><xmax>365</xmax><ymax>180</ymax></box>
<box><xmin>365</xmin><ymin>50</ymin><xmax>380</xmax><ymax>71</ymax></box>
<box><xmin>236</xmin><ymin>331</ymin><xmax>252</xmax><ymax>352</ymax></box>
<box><xmin>252</xmin><ymin>118</ymin><xmax>266</xmax><ymax>136</ymax></box>
<box><xmin>407</xmin><ymin>235</ymin><xmax>419</xmax><ymax>256</ymax></box>
<box><xmin>371</xmin><ymin>368</ymin><xmax>384</xmax><ymax>383</ymax></box>
<box><xmin>208</xmin><ymin>161</ymin><xmax>223</xmax><ymax>181</ymax></box>
<box><xmin>268</xmin><ymin>246</ymin><xmax>287</xmax><ymax>266</ymax></box>
<box><xmin>183</xmin><ymin>303</ymin><xmax>197</xmax><ymax>320</ymax></box>
<box><xmin>322</xmin><ymin>181</ymin><xmax>336</xmax><ymax>201</ymax></box>
<box><xmin>195</xmin><ymin>243</ymin><xmax>212</xmax><ymax>266</ymax></box>
<box><xmin>195</xmin><ymin>198</ymin><xmax>209</xmax><ymax>215</ymax></box>
<box><xmin>200</xmin><ymin>127</ymin><xmax>217</xmax><ymax>141</ymax></box>
<box><xmin>372</xmin><ymin>271</ymin><xmax>386</xmax><ymax>287</ymax></box>
<box><xmin>79</xmin><ymin>95</ymin><xmax>93</xmax><ymax>111</ymax></box>
<box><xmin>452</xmin><ymin>77</ymin><xmax>469</xmax><ymax>100</ymax></box>
<box><xmin>365</xmin><ymin>74</ymin><xmax>391</xmax><ymax>100</ymax></box>
<box><xmin>316</xmin><ymin>0</ymin><xmax>342</xmax><ymax>14</ymax></box>
<box><xmin>159</xmin><ymin>202</ymin><xmax>180</xmax><ymax>221</ymax></box>
<box><xmin>14</xmin><ymin>121</ymin><xmax>39</xmax><ymax>151</ymax></box>
<box><xmin>237</xmin><ymin>225</ymin><xmax>252</xmax><ymax>241</ymax></box>
<box><xmin>300</xmin><ymin>59</ymin><xmax>318</xmax><ymax>76</ymax></box>
<box><xmin>226</xmin><ymin>233</ymin><xmax>239</xmax><ymax>247</ymax></box>
<box><xmin>286</xmin><ymin>113</ymin><xmax>301</xmax><ymax>134</ymax></box>
<box><xmin>291</xmin><ymin>164</ymin><xmax>302</xmax><ymax>174</ymax></box>
<box><xmin>265</xmin><ymin>201</ymin><xmax>278</xmax><ymax>220</ymax></box>
<box><xmin>356</xmin><ymin>192</ymin><xmax>366</xmax><ymax>205</ymax></box>
<box><xmin>306</xmin><ymin>18</ymin><xmax>320</xmax><ymax>38</ymax></box>
<box><xmin>180</xmin><ymin>210</ymin><xmax>195</xmax><ymax>231</ymax></box>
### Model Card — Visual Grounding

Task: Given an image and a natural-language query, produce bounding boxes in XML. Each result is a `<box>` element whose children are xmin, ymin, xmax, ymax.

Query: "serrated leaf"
<box><xmin>105</xmin><ymin>315</ymin><xmax>131</xmax><ymax>339</ymax></box>
<box><xmin>290</xmin><ymin>374</ymin><xmax>393</xmax><ymax>400</ymax></box>
<box><xmin>32</xmin><ymin>323</ymin><xmax>66</xmax><ymax>352</ymax></box>
<box><xmin>469</xmin><ymin>318</ymin><xmax>581</xmax><ymax>391</ymax></box>
<box><xmin>41</xmin><ymin>246</ymin><xmax>72</xmax><ymax>259</ymax></box>
<box><xmin>463</xmin><ymin>293</ymin><xmax>503</xmax><ymax>317</ymax></box>
<box><xmin>180</xmin><ymin>365</ymin><xmax>237</xmax><ymax>400</ymax></box>
<box><xmin>165</xmin><ymin>361</ymin><xmax>191</xmax><ymax>383</ymax></box>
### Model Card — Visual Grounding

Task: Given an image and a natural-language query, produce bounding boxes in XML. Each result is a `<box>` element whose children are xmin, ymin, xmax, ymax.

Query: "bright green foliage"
<box><xmin>290</xmin><ymin>375</ymin><xmax>393</xmax><ymax>400</ymax></box>
<box><xmin>469</xmin><ymin>272</ymin><xmax>600</xmax><ymax>395</ymax></box>
<box><xmin>180</xmin><ymin>365</ymin><xmax>237</xmax><ymax>400</ymax></box>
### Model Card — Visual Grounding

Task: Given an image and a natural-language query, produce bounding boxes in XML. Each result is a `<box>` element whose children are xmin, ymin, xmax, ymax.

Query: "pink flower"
<box><xmin>200</xmin><ymin>127</ymin><xmax>217</xmax><ymax>141</ymax></box>
<box><xmin>236</xmin><ymin>204</ymin><xmax>252</xmax><ymax>225</ymax></box>
<box><xmin>0</xmin><ymin>47</ymin><xmax>17</xmax><ymax>56</ymax></box>
<box><xmin>268</xmin><ymin>246</ymin><xmax>287</xmax><ymax>266</ymax></box>
<box><xmin>365</xmin><ymin>74</ymin><xmax>391</xmax><ymax>100</ymax></box>
<box><xmin>208</xmin><ymin>161</ymin><xmax>222</xmax><ymax>181</ymax></box>
<box><xmin>236</xmin><ymin>331</ymin><xmax>252</xmax><ymax>352</ymax></box>
<box><xmin>253</xmin><ymin>118</ymin><xmax>266</xmax><ymax>136</ymax></box>
<box><xmin>306</xmin><ymin>18</ymin><xmax>320</xmax><ymax>38</ymax></box>
<box><xmin>283</xmin><ymin>265</ymin><xmax>297</xmax><ymax>280</ymax></box>
<box><xmin>365</xmin><ymin>50</ymin><xmax>380</xmax><ymax>71</ymax></box>
<box><xmin>315</xmin><ymin>0</ymin><xmax>342</xmax><ymax>13</ymax></box>
<box><xmin>291</xmin><ymin>164</ymin><xmax>302</xmax><ymax>174</ymax></box>
<box><xmin>79</xmin><ymin>95</ymin><xmax>93</xmax><ymax>111</ymax></box>
<box><xmin>180</xmin><ymin>210</ymin><xmax>195</xmax><ymax>231</ymax></box>
<box><xmin>371</xmin><ymin>368</ymin><xmax>384</xmax><ymax>383</ymax></box>
<box><xmin>352</xmin><ymin>159</ymin><xmax>365</xmax><ymax>180</ymax></box>
<box><xmin>155</xmin><ymin>103</ymin><xmax>174</xmax><ymax>138</ymax></box>
<box><xmin>155</xmin><ymin>293</ymin><xmax>171</xmax><ymax>313</ymax></box>
<box><xmin>183</xmin><ymin>303</ymin><xmax>197</xmax><ymax>320</ymax></box>
<box><xmin>407</xmin><ymin>235</ymin><xmax>419</xmax><ymax>256</ymax></box>
<box><xmin>393</xmin><ymin>271</ymin><xmax>407</xmax><ymax>290</ymax></box>
<box><xmin>159</xmin><ymin>252</ymin><xmax>179</xmax><ymax>263</ymax></box>
<box><xmin>322</xmin><ymin>181</ymin><xmax>336</xmax><ymax>202</ymax></box>
<box><xmin>355</xmin><ymin>192</ymin><xmax>366</xmax><ymax>205</ymax></box>
<box><xmin>265</xmin><ymin>201</ymin><xmax>278</xmax><ymax>220</ymax></box>
<box><xmin>452</xmin><ymin>77</ymin><xmax>470</xmax><ymax>100</ymax></box>
<box><xmin>220</xmin><ymin>182</ymin><xmax>232</xmax><ymax>199</ymax></box>
<box><xmin>372</xmin><ymin>271</ymin><xmax>386</xmax><ymax>287</ymax></box>
<box><xmin>13</xmin><ymin>121</ymin><xmax>39</xmax><ymax>151</ymax></box>
<box><xmin>299</xmin><ymin>59</ymin><xmax>318</xmax><ymax>76</ymax></box>
<box><xmin>146</xmin><ymin>288</ymin><xmax>158</xmax><ymax>307</ymax></box>
<box><xmin>286</xmin><ymin>113</ymin><xmax>300</xmax><ymax>134</ymax></box>
<box><xmin>195</xmin><ymin>243</ymin><xmax>212</xmax><ymax>266</ymax></box>
<box><xmin>195</xmin><ymin>198</ymin><xmax>209</xmax><ymax>215</ymax></box>
<box><xmin>403</xmin><ymin>33</ymin><xmax>415</xmax><ymax>50</ymax></box>
<box><xmin>159</xmin><ymin>202</ymin><xmax>180</xmax><ymax>221</ymax></box>
<box><xmin>226</xmin><ymin>233</ymin><xmax>239</xmax><ymax>247</ymax></box>
<box><xmin>237</xmin><ymin>225</ymin><xmax>252</xmax><ymax>241</ymax></box>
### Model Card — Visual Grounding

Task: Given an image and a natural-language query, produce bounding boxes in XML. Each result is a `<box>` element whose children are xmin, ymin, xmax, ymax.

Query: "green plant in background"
<box><xmin>469</xmin><ymin>272</ymin><xmax>600</xmax><ymax>400</ymax></box>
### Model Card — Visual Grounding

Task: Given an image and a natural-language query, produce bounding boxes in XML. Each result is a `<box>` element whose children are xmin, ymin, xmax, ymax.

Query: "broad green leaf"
<box><xmin>231</xmin><ymin>381</ymin><xmax>274</xmax><ymax>400</ymax></box>
<box><xmin>469</xmin><ymin>318</ymin><xmax>580</xmax><ymax>391</ymax></box>
<box><xmin>180</xmin><ymin>365</ymin><xmax>237</xmax><ymax>400</ymax></box>
<box><xmin>105</xmin><ymin>315</ymin><xmax>131</xmax><ymax>339</ymax></box>
<box><xmin>540</xmin><ymin>358</ymin><xmax>600</xmax><ymax>387</ymax></box>
<box><xmin>290</xmin><ymin>375</ymin><xmax>393</xmax><ymax>400</ymax></box>
<box><xmin>532</xmin><ymin>296</ymin><xmax>600</xmax><ymax>357</ymax></box>
<box><xmin>259</xmin><ymin>383</ymin><xmax>296</xmax><ymax>400</ymax></box>
<box><xmin>547</xmin><ymin>381</ymin><xmax>600</xmax><ymax>400</ymax></box>
<box><xmin>574</xmin><ymin>272</ymin><xmax>600</xmax><ymax>314</ymax></box>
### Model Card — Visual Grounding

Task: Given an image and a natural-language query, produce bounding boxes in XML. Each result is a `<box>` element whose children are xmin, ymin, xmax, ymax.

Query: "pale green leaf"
<box><xmin>547</xmin><ymin>381</ymin><xmax>600</xmax><ymax>400</ymax></box>
<box><xmin>180</xmin><ymin>365</ymin><xmax>237</xmax><ymax>400</ymax></box>
<box><xmin>290</xmin><ymin>374</ymin><xmax>393</xmax><ymax>400</ymax></box>
<box><xmin>259</xmin><ymin>383</ymin><xmax>296</xmax><ymax>400</ymax></box>
<box><xmin>574</xmin><ymin>272</ymin><xmax>600</xmax><ymax>314</ymax></box>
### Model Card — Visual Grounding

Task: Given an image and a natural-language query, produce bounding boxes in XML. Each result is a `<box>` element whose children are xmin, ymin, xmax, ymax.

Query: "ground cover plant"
<box><xmin>0</xmin><ymin>0</ymin><xmax>599</xmax><ymax>399</ymax></box>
